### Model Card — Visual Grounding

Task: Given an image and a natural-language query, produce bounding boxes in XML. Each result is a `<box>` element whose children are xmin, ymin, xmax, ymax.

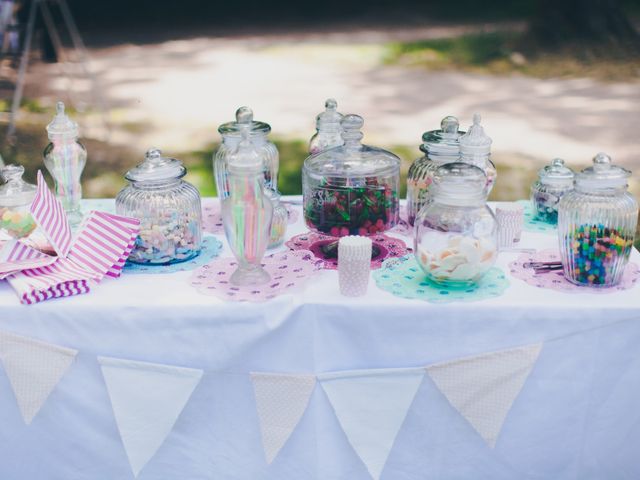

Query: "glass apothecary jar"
<box><xmin>414</xmin><ymin>163</ymin><xmax>498</xmax><ymax>287</ymax></box>
<box><xmin>558</xmin><ymin>153</ymin><xmax>638</xmax><ymax>287</ymax></box>
<box><xmin>116</xmin><ymin>148</ymin><xmax>202</xmax><ymax>265</ymax></box>
<box><xmin>214</xmin><ymin>107</ymin><xmax>279</xmax><ymax>199</ymax></box>
<box><xmin>459</xmin><ymin>114</ymin><xmax>497</xmax><ymax>195</ymax></box>
<box><xmin>406</xmin><ymin>116</ymin><xmax>464</xmax><ymax>226</ymax></box>
<box><xmin>309</xmin><ymin>98</ymin><xmax>344</xmax><ymax>155</ymax></box>
<box><xmin>0</xmin><ymin>165</ymin><xmax>37</xmax><ymax>239</ymax></box>
<box><xmin>302</xmin><ymin>114</ymin><xmax>400</xmax><ymax>236</ymax></box>
<box><xmin>531</xmin><ymin>158</ymin><xmax>574</xmax><ymax>224</ymax></box>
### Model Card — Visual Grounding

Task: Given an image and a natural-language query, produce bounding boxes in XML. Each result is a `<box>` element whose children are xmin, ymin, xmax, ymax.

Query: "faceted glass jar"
<box><xmin>530</xmin><ymin>158</ymin><xmax>574</xmax><ymax>224</ymax></box>
<box><xmin>309</xmin><ymin>98</ymin><xmax>344</xmax><ymax>155</ymax></box>
<box><xmin>406</xmin><ymin>116</ymin><xmax>464</xmax><ymax>226</ymax></box>
<box><xmin>116</xmin><ymin>149</ymin><xmax>202</xmax><ymax>265</ymax></box>
<box><xmin>558</xmin><ymin>153</ymin><xmax>638</xmax><ymax>287</ymax></box>
<box><xmin>458</xmin><ymin>114</ymin><xmax>496</xmax><ymax>196</ymax></box>
<box><xmin>303</xmin><ymin>114</ymin><xmax>400</xmax><ymax>236</ymax></box>
<box><xmin>414</xmin><ymin>163</ymin><xmax>498</xmax><ymax>288</ymax></box>
<box><xmin>267</xmin><ymin>190</ymin><xmax>288</xmax><ymax>249</ymax></box>
<box><xmin>0</xmin><ymin>165</ymin><xmax>37</xmax><ymax>239</ymax></box>
<box><xmin>215</xmin><ymin>107</ymin><xmax>279</xmax><ymax>199</ymax></box>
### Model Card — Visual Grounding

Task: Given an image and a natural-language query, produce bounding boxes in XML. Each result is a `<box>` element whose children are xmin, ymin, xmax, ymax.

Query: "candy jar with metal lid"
<box><xmin>116</xmin><ymin>148</ymin><xmax>202</xmax><ymax>265</ymax></box>
<box><xmin>414</xmin><ymin>163</ymin><xmax>498</xmax><ymax>288</ymax></box>
<box><xmin>222</xmin><ymin>125</ymin><xmax>273</xmax><ymax>285</ymax></box>
<box><xmin>267</xmin><ymin>189</ymin><xmax>287</xmax><ymax>249</ymax></box>
<box><xmin>43</xmin><ymin>101</ymin><xmax>86</xmax><ymax>227</ymax></box>
<box><xmin>309</xmin><ymin>98</ymin><xmax>344</xmax><ymax>155</ymax></box>
<box><xmin>214</xmin><ymin>106</ymin><xmax>279</xmax><ymax>199</ymax></box>
<box><xmin>558</xmin><ymin>152</ymin><xmax>638</xmax><ymax>287</ymax></box>
<box><xmin>302</xmin><ymin>114</ymin><xmax>400</xmax><ymax>236</ymax></box>
<box><xmin>0</xmin><ymin>165</ymin><xmax>37</xmax><ymax>239</ymax></box>
<box><xmin>458</xmin><ymin>114</ymin><xmax>497</xmax><ymax>195</ymax></box>
<box><xmin>406</xmin><ymin>115</ymin><xmax>465</xmax><ymax>226</ymax></box>
<box><xmin>531</xmin><ymin>158</ymin><xmax>574</xmax><ymax>224</ymax></box>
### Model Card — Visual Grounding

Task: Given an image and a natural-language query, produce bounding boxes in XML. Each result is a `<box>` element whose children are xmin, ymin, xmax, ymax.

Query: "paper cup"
<box><xmin>338</xmin><ymin>236</ymin><xmax>372</xmax><ymax>297</ymax></box>
<box><xmin>496</xmin><ymin>203</ymin><xmax>524</xmax><ymax>249</ymax></box>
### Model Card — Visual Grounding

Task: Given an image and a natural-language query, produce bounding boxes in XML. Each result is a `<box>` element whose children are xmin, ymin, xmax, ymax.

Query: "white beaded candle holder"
<box><xmin>496</xmin><ymin>203</ymin><xmax>524</xmax><ymax>249</ymax></box>
<box><xmin>338</xmin><ymin>235</ymin><xmax>372</xmax><ymax>297</ymax></box>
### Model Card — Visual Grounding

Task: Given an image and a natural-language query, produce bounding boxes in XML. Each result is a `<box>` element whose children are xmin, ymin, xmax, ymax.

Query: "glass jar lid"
<box><xmin>432</xmin><ymin>162</ymin><xmax>488</xmax><ymax>205</ymax></box>
<box><xmin>316</xmin><ymin>98</ymin><xmax>343</xmax><ymax>129</ymax></box>
<box><xmin>125</xmin><ymin>148</ymin><xmax>186</xmax><ymax>182</ymax></box>
<box><xmin>218</xmin><ymin>106</ymin><xmax>271</xmax><ymax>136</ymax></box>
<box><xmin>304</xmin><ymin>114</ymin><xmax>400</xmax><ymax>178</ymax></box>
<box><xmin>420</xmin><ymin>116</ymin><xmax>465</xmax><ymax>156</ymax></box>
<box><xmin>46</xmin><ymin>101</ymin><xmax>79</xmax><ymax>139</ymax></box>
<box><xmin>0</xmin><ymin>165</ymin><xmax>36</xmax><ymax>207</ymax></box>
<box><xmin>459</xmin><ymin>113</ymin><xmax>492</xmax><ymax>156</ymax></box>
<box><xmin>538</xmin><ymin>158</ymin><xmax>574</xmax><ymax>185</ymax></box>
<box><xmin>575</xmin><ymin>152</ymin><xmax>631</xmax><ymax>190</ymax></box>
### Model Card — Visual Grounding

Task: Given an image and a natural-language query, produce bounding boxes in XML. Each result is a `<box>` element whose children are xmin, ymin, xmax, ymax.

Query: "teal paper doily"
<box><xmin>373</xmin><ymin>255</ymin><xmax>509</xmax><ymax>303</ymax></box>
<box><xmin>517</xmin><ymin>200</ymin><xmax>556</xmax><ymax>234</ymax></box>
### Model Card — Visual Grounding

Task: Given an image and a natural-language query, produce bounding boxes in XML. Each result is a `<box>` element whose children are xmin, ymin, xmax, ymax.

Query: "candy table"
<box><xmin>0</xmin><ymin>197</ymin><xmax>639</xmax><ymax>480</ymax></box>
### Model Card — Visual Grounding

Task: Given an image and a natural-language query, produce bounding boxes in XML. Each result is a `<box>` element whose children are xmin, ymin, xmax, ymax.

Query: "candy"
<box><xmin>0</xmin><ymin>207</ymin><xmax>37</xmax><ymax>239</ymax></box>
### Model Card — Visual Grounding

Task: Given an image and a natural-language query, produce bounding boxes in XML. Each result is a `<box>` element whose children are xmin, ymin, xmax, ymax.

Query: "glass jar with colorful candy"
<box><xmin>43</xmin><ymin>101</ymin><xmax>86</xmax><ymax>227</ymax></box>
<box><xmin>458</xmin><ymin>114</ymin><xmax>497</xmax><ymax>195</ymax></box>
<box><xmin>302</xmin><ymin>114</ymin><xmax>400</xmax><ymax>236</ymax></box>
<box><xmin>309</xmin><ymin>98</ymin><xmax>344</xmax><ymax>155</ymax></box>
<box><xmin>0</xmin><ymin>165</ymin><xmax>37</xmax><ymax>239</ymax></box>
<box><xmin>530</xmin><ymin>158</ymin><xmax>574</xmax><ymax>224</ymax></box>
<box><xmin>214</xmin><ymin>107</ymin><xmax>279</xmax><ymax>199</ymax></box>
<box><xmin>116</xmin><ymin>148</ymin><xmax>202</xmax><ymax>265</ymax></box>
<box><xmin>406</xmin><ymin>116</ymin><xmax>464</xmax><ymax>226</ymax></box>
<box><xmin>558</xmin><ymin>153</ymin><xmax>638</xmax><ymax>287</ymax></box>
<box><xmin>414</xmin><ymin>163</ymin><xmax>498</xmax><ymax>288</ymax></box>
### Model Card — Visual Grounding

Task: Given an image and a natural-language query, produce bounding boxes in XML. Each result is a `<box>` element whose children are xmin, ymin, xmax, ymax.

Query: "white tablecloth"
<box><xmin>0</xmin><ymin>198</ymin><xmax>639</xmax><ymax>479</ymax></box>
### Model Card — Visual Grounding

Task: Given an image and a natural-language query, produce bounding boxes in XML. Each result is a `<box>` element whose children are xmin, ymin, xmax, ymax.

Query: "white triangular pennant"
<box><xmin>99</xmin><ymin>356</ymin><xmax>203</xmax><ymax>477</ymax></box>
<box><xmin>251</xmin><ymin>372</ymin><xmax>316</xmax><ymax>464</ymax></box>
<box><xmin>427</xmin><ymin>343</ymin><xmax>542</xmax><ymax>448</ymax></box>
<box><xmin>319</xmin><ymin>368</ymin><xmax>425</xmax><ymax>480</ymax></box>
<box><xmin>0</xmin><ymin>331</ymin><xmax>77</xmax><ymax>424</ymax></box>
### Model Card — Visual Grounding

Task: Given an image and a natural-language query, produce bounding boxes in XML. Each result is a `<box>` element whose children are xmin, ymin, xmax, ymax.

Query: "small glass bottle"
<box><xmin>458</xmin><ymin>114</ymin><xmax>497</xmax><ymax>196</ymax></box>
<box><xmin>414</xmin><ymin>163</ymin><xmax>498</xmax><ymax>288</ymax></box>
<box><xmin>530</xmin><ymin>158</ymin><xmax>574</xmax><ymax>224</ymax></box>
<box><xmin>406</xmin><ymin>116</ymin><xmax>464</xmax><ymax>226</ymax></box>
<box><xmin>0</xmin><ymin>165</ymin><xmax>37</xmax><ymax>239</ymax></box>
<box><xmin>43</xmin><ymin>101</ymin><xmax>87</xmax><ymax>227</ymax></box>
<box><xmin>215</xmin><ymin>107</ymin><xmax>279</xmax><ymax>199</ymax></box>
<box><xmin>222</xmin><ymin>125</ymin><xmax>273</xmax><ymax>286</ymax></box>
<box><xmin>309</xmin><ymin>98</ymin><xmax>344</xmax><ymax>155</ymax></box>
<box><xmin>558</xmin><ymin>153</ymin><xmax>638</xmax><ymax>287</ymax></box>
<box><xmin>267</xmin><ymin>189</ymin><xmax>288</xmax><ymax>249</ymax></box>
<box><xmin>116</xmin><ymin>148</ymin><xmax>202</xmax><ymax>265</ymax></box>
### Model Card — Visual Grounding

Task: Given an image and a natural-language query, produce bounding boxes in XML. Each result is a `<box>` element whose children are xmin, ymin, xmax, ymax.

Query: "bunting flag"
<box><xmin>30</xmin><ymin>171</ymin><xmax>72</xmax><ymax>257</ymax></box>
<box><xmin>426</xmin><ymin>343</ymin><xmax>542</xmax><ymax>448</ymax></box>
<box><xmin>0</xmin><ymin>331</ymin><xmax>77</xmax><ymax>424</ymax></box>
<box><xmin>250</xmin><ymin>373</ymin><xmax>316</xmax><ymax>464</ymax></box>
<box><xmin>99</xmin><ymin>356</ymin><xmax>203</xmax><ymax>477</ymax></box>
<box><xmin>319</xmin><ymin>368</ymin><xmax>425</xmax><ymax>480</ymax></box>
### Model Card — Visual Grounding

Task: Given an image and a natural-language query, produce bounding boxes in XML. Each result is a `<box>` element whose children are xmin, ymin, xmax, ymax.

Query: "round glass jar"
<box><xmin>309</xmin><ymin>98</ymin><xmax>344</xmax><ymax>155</ymax></box>
<box><xmin>406</xmin><ymin>116</ymin><xmax>465</xmax><ymax>226</ymax></box>
<box><xmin>558</xmin><ymin>153</ymin><xmax>638</xmax><ymax>287</ymax></box>
<box><xmin>414</xmin><ymin>163</ymin><xmax>498</xmax><ymax>288</ymax></box>
<box><xmin>458</xmin><ymin>114</ymin><xmax>497</xmax><ymax>195</ymax></box>
<box><xmin>214</xmin><ymin>107</ymin><xmax>279</xmax><ymax>199</ymax></box>
<box><xmin>302</xmin><ymin>114</ymin><xmax>400</xmax><ymax>236</ymax></box>
<box><xmin>530</xmin><ymin>158</ymin><xmax>574</xmax><ymax>224</ymax></box>
<box><xmin>0</xmin><ymin>165</ymin><xmax>37</xmax><ymax>239</ymax></box>
<box><xmin>116</xmin><ymin>148</ymin><xmax>202</xmax><ymax>265</ymax></box>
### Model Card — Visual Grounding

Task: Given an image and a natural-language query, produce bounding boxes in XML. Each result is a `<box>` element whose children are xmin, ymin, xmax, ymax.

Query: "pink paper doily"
<box><xmin>509</xmin><ymin>249</ymin><xmax>640</xmax><ymax>293</ymax></box>
<box><xmin>285</xmin><ymin>231</ymin><xmax>409</xmax><ymax>270</ymax></box>
<box><xmin>189</xmin><ymin>249</ymin><xmax>322</xmax><ymax>302</ymax></box>
<box><xmin>202</xmin><ymin>199</ymin><xmax>299</xmax><ymax>235</ymax></box>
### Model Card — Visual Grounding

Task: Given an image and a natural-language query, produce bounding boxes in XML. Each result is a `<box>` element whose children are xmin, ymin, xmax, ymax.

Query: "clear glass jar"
<box><xmin>558</xmin><ymin>153</ymin><xmax>638</xmax><ymax>287</ymax></box>
<box><xmin>458</xmin><ymin>114</ymin><xmax>497</xmax><ymax>195</ymax></box>
<box><xmin>530</xmin><ymin>158</ymin><xmax>574</xmax><ymax>224</ymax></box>
<box><xmin>309</xmin><ymin>98</ymin><xmax>344</xmax><ymax>155</ymax></box>
<box><xmin>116</xmin><ymin>148</ymin><xmax>202</xmax><ymax>265</ymax></box>
<box><xmin>267</xmin><ymin>189</ymin><xmax>288</xmax><ymax>249</ymax></box>
<box><xmin>302</xmin><ymin>114</ymin><xmax>400</xmax><ymax>236</ymax></box>
<box><xmin>414</xmin><ymin>163</ymin><xmax>498</xmax><ymax>288</ymax></box>
<box><xmin>43</xmin><ymin>102</ymin><xmax>86</xmax><ymax>227</ymax></box>
<box><xmin>214</xmin><ymin>107</ymin><xmax>279</xmax><ymax>199</ymax></box>
<box><xmin>0</xmin><ymin>165</ymin><xmax>37</xmax><ymax>239</ymax></box>
<box><xmin>406</xmin><ymin>116</ymin><xmax>464</xmax><ymax>226</ymax></box>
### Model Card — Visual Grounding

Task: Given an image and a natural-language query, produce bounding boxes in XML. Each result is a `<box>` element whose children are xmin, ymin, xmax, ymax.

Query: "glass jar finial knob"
<box><xmin>236</xmin><ymin>106</ymin><xmax>254</xmax><ymax>124</ymax></box>
<box><xmin>440</xmin><ymin>116</ymin><xmax>459</xmax><ymax>134</ymax></box>
<box><xmin>146</xmin><ymin>147</ymin><xmax>163</xmax><ymax>162</ymax></box>
<box><xmin>593</xmin><ymin>152</ymin><xmax>612</xmax><ymax>171</ymax></box>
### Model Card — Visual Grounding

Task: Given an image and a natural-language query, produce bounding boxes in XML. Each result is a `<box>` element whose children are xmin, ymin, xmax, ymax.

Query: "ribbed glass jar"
<box><xmin>530</xmin><ymin>158</ymin><xmax>574</xmax><ymax>224</ymax></box>
<box><xmin>558</xmin><ymin>153</ymin><xmax>638</xmax><ymax>287</ymax></box>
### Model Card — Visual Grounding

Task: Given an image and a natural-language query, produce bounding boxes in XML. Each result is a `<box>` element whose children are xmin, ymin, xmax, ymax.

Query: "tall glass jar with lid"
<box><xmin>558</xmin><ymin>153</ymin><xmax>638</xmax><ymax>287</ymax></box>
<box><xmin>530</xmin><ymin>158</ymin><xmax>574</xmax><ymax>224</ymax></box>
<box><xmin>414</xmin><ymin>163</ymin><xmax>498</xmax><ymax>288</ymax></box>
<box><xmin>406</xmin><ymin>116</ymin><xmax>464</xmax><ymax>226</ymax></box>
<box><xmin>0</xmin><ymin>165</ymin><xmax>37</xmax><ymax>239</ymax></box>
<box><xmin>309</xmin><ymin>98</ymin><xmax>344</xmax><ymax>155</ymax></box>
<box><xmin>458</xmin><ymin>114</ymin><xmax>497</xmax><ymax>195</ymax></box>
<box><xmin>116</xmin><ymin>148</ymin><xmax>202</xmax><ymax>265</ymax></box>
